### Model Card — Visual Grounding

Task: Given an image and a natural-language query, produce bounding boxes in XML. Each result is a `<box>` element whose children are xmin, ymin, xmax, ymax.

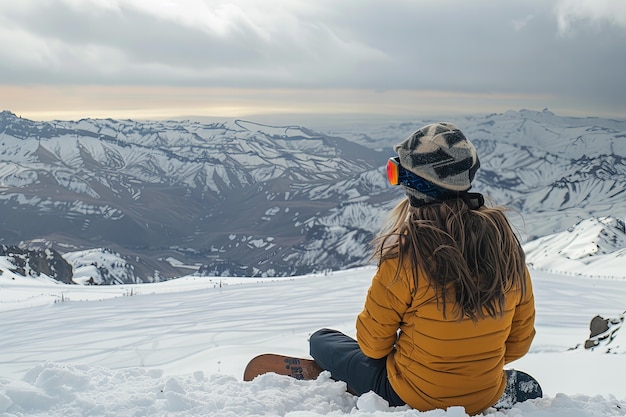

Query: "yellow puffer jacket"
<box><xmin>356</xmin><ymin>258</ymin><xmax>536</xmax><ymax>415</ymax></box>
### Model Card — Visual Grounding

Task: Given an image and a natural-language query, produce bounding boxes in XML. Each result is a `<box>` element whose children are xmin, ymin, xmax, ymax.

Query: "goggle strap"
<box><xmin>461</xmin><ymin>192</ymin><xmax>485</xmax><ymax>210</ymax></box>
<box><xmin>409</xmin><ymin>192</ymin><xmax>484</xmax><ymax>210</ymax></box>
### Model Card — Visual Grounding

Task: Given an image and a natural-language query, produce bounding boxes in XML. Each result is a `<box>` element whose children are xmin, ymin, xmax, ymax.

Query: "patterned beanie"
<box><xmin>394</xmin><ymin>122</ymin><xmax>480</xmax><ymax>206</ymax></box>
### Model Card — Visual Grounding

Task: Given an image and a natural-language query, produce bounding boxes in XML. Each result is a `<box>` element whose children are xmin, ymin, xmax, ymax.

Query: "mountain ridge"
<box><xmin>1</xmin><ymin>109</ymin><xmax>624</xmax><ymax>282</ymax></box>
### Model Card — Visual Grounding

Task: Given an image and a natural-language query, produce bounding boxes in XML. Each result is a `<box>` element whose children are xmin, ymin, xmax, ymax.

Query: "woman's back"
<box><xmin>357</xmin><ymin>255</ymin><xmax>535</xmax><ymax>414</ymax></box>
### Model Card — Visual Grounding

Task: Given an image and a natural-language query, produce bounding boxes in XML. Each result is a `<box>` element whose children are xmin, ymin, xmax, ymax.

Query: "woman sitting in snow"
<box><xmin>310</xmin><ymin>122</ymin><xmax>536</xmax><ymax>415</ymax></box>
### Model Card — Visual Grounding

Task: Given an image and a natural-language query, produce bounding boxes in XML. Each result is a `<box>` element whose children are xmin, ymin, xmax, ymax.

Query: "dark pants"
<box><xmin>309</xmin><ymin>328</ymin><xmax>405</xmax><ymax>406</ymax></box>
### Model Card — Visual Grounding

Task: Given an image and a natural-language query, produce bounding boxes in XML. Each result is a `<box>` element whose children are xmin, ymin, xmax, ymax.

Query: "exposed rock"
<box><xmin>0</xmin><ymin>245</ymin><xmax>73</xmax><ymax>283</ymax></box>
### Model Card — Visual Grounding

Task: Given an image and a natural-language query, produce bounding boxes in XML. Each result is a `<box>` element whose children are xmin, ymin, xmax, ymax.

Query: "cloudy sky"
<box><xmin>1</xmin><ymin>0</ymin><xmax>625</xmax><ymax>122</ymax></box>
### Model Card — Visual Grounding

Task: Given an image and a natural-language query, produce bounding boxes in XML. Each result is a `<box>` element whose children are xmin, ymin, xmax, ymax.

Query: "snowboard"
<box><xmin>243</xmin><ymin>354</ymin><xmax>323</xmax><ymax>381</ymax></box>
<box><xmin>243</xmin><ymin>354</ymin><xmax>542</xmax><ymax>409</ymax></box>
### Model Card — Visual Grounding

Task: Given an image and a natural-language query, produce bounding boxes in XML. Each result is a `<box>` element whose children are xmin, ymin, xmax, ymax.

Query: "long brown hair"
<box><xmin>371</xmin><ymin>197</ymin><xmax>527</xmax><ymax>321</ymax></box>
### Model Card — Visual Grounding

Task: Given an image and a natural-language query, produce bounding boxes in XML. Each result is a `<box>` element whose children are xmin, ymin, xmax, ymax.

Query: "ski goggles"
<box><xmin>386</xmin><ymin>157</ymin><xmax>404</xmax><ymax>186</ymax></box>
<box><xmin>386</xmin><ymin>157</ymin><xmax>455</xmax><ymax>199</ymax></box>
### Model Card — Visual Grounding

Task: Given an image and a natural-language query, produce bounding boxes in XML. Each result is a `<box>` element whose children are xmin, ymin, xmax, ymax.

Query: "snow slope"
<box><xmin>1</xmin><ymin>267</ymin><xmax>625</xmax><ymax>416</ymax></box>
<box><xmin>524</xmin><ymin>216</ymin><xmax>626</xmax><ymax>279</ymax></box>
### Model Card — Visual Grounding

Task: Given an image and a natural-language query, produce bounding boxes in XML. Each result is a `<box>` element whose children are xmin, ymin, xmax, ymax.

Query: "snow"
<box><xmin>1</xmin><ymin>267</ymin><xmax>625</xmax><ymax>416</ymax></box>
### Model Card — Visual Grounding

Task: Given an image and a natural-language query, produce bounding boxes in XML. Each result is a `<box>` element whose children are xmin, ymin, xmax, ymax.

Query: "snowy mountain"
<box><xmin>1</xmin><ymin>109</ymin><xmax>625</xmax><ymax>282</ymax></box>
<box><xmin>1</xmin><ymin>110</ymin><xmax>388</xmax><ymax>281</ymax></box>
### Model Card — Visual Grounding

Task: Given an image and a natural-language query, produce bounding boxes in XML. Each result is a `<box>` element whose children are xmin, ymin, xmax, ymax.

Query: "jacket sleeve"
<box><xmin>356</xmin><ymin>260</ymin><xmax>414</xmax><ymax>359</ymax></box>
<box><xmin>504</xmin><ymin>269</ymin><xmax>536</xmax><ymax>364</ymax></box>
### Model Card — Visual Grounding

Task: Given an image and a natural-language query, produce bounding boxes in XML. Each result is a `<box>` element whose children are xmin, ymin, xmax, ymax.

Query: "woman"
<box><xmin>309</xmin><ymin>122</ymin><xmax>536</xmax><ymax>415</ymax></box>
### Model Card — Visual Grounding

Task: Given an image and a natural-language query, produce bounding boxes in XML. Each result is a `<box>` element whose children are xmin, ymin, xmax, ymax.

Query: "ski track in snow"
<box><xmin>1</xmin><ymin>268</ymin><xmax>625</xmax><ymax>416</ymax></box>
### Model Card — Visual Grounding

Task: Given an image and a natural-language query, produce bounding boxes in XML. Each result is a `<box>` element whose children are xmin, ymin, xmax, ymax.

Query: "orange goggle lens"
<box><xmin>386</xmin><ymin>157</ymin><xmax>400</xmax><ymax>185</ymax></box>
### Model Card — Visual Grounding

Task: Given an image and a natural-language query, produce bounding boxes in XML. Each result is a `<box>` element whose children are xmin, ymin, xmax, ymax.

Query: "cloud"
<box><xmin>554</xmin><ymin>0</ymin><xmax>626</xmax><ymax>35</ymax></box>
<box><xmin>0</xmin><ymin>0</ymin><xmax>390</xmax><ymax>87</ymax></box>
<box><xmin>0</xmin><ymin>0</ymin><xmax>625</xmax><ymax>118</ymax></box>
<box><xmin>513</xmin><ymin>15</ymin><xmax>535</xmax><ymax>31</ymax></box>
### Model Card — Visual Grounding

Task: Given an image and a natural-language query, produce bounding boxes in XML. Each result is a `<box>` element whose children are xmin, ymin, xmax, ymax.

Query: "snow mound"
<box><xmin>0</xmin><ymin>362</ymin><xmax>356</xmax><ymax>416</ymax></box>
<box><xmin>1</xmin><ymin>362</ymin><xmax>624</xmax><ymax>417</ymax></box>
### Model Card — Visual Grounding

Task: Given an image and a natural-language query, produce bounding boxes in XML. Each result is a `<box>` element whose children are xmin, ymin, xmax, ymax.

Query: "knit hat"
<box><xmin>394</xmin><ymin>122</ymin><xmax>480</xmax><ymax>206</ymax></box>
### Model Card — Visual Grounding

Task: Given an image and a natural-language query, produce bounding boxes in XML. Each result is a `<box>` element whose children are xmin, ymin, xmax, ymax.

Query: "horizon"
<box><xmin>2</xmin><ymin>87</ymin><xmax>623</xmax><ymax>123</ymax></box>
<box><xmin>3</xmin><ymin>103</ymin><xmax>624</xmax><ymax>127</ymax></box>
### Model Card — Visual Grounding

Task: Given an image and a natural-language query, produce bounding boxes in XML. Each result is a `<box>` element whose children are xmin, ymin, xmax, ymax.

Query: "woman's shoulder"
<box><xmin>376</xmin><ymin>257</ymin><xmax>428</xmax><ymax>293</ymax></box>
